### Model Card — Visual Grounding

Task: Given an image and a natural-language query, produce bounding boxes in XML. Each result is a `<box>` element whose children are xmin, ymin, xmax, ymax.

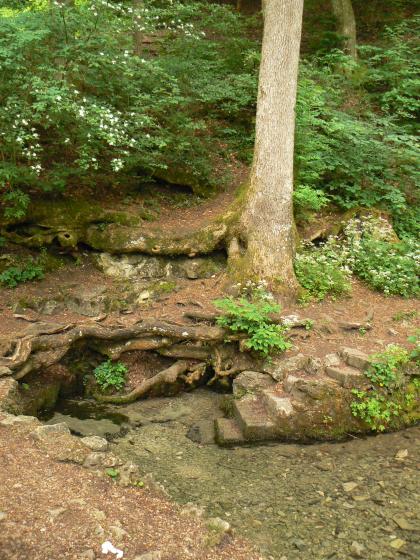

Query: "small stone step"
<box><xmin>233</xmin><ymin>397</ymin><xmax>277</xmax><ymax>440</ymax></box>
<box><xmin>340</xmin><ymin>347</ymin><xmax>371</xmax><ymax>371</ymax></box>
<box><xmin>261</xmin><ymin>390</ymin><xmax>294</xmax><ymax>418</ymax></box>
<box><xmin>325</xmin><ymin>366</ymin><xmax>365</xmax><ymax>388</ymax></box>
<box><xmin>215</xmin><ymin>418</ymin><xmax>245</xmax><ymax>446</ymax></box>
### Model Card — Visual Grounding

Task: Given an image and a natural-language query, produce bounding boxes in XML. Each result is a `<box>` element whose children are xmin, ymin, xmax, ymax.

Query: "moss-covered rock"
<box><xmin>2</xmin><ymin>196</ymin><xmax>231</xmax><ymax>256</ymax></box>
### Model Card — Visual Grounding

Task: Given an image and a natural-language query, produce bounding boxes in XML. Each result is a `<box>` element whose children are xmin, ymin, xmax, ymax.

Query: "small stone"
<box><xmin>390</xmin><ymin>538</ymin><xmax>406</xmax><ymax>550</ymax></box>
<box><xmin>78</xmin><ymin>550</ymin><xmax>95</xmax><ymax>560</ymax></box>
<box><xmin>110</xmin><ymin>525</ymin><xmax>129</xmax><ymax>540</ymax></box>
<box><xmin>205</xmin><ymin>516</ymin><xmax>231</xmax><ymax>546</ymax></box>
<box><xmin>393</xmin><ymin>516</ymin><xmax>416</xmax><ymax>531</ymax></box>
<box><xmin>342</xmin><ymin>482</ymin><xmax>359</xmax><ymax>493</ymax></box>
<box><xmin>31</xmin><ymin>423</ymin><xmax>70</xmax><ymax>440</ymax></box>
<box><xmin>292</xmin><ymin>539</ymin><xmax>306</xmax><ymax>551</ymax></box>
<box><xmin>352</xmin><ymin>495</ymin><xmax>369</xmax><ymax>502</ymax></box>
<box><xmin>48</xmin><ymin>507</ymin><xmax>67</xmax><ymax>520</ymax></box>
<box><xmin>0</xmin><ymin>512</ymin><xmax>7</xmax><ymax>522</ymax></box>
<box><xmin>350</xmin><ymin>541</ymin><xmax>365</xmax><ymax>557</ymax></box>
<box><xmin>180</xmin><ymin>503</ymin><xmax>205</xmax><ymax>518</ymax></box>
<box><xmin>395</xmin><ymin>449</ymin><xmax>408</xmax><ymax>460</ymax></box>
<box><xmin>81</xmin><ymin>436</ymin><xmax>108</xmax><ymax>452</ymax></box>
<box><xmin>206</xmin><ymin>517</ymin><xmax>231</xmax><ymax>533</ymax></box>
<box><xmin>91</xmin><ymin>509</ymin><xmax>106</xmax><ymax>521</ymax></box>
<box><xmin>133</xmin><ymin>552</ymin><xmax>162</xmax><ymax>560</ymax></box>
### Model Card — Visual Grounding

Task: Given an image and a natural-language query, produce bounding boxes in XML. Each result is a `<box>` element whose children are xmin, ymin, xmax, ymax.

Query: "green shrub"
<box><xmin>351</xmin><ymin>345</ymin><xmax>417</xmax><ymax>431</ymax></box>
<box><xmin>294</xmin><ymin>244</ymin><xmax>351</xmax><ymax>302</ymax></box>
<box><xmin>93</xmin><ymin>360</ymin><xmax>128</xmax><ymax>393</ymax></box>
<box><xmin>214</xmin><ymin>283</ymin><xmax>292</xmax><ymax>358</ymax></box>
<box><xmin>0</xmin><ymin>259</ymin><xmax>44</xmax><ymax>288</ymax></box>
<box><xmin>295</xmin><ymin>216</ymin><xmax>419</xmax><ymax>300</ymax></box>
<box><xmin>342</xmin><ymin>217</ymin><xmax>419</xmax><ymax>297</ymax></box>
<box><xmin>0</xmin><ymin>1</ymin><xmax>258</xmax><ymax>216</ymax></box>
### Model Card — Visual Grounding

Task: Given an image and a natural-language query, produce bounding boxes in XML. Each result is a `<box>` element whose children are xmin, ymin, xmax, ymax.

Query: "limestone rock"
<box><xmin>0</xmin><ymin>366</ymin><xmax>12</xmax><ymax>377</ymax></box>
<box><xmin>31</xmin><ymin>422</ymin><xmax>70</xmax><ymax>440</ymax></box>
<box><xmin>232</xmin><ymin>370</ymin><xmax>275</xmax><ymax>398</ymax></box>
<box><xmin>340</xmin><ymin>347</ymin><xmax>371</xmax><ymax>371</ymax></box>
<box><xmin>0</xmin><ymin>378</ymin><xmax>22</xmax><ymax>414</ymax></box>
<box><xmin>261</xmin><ymin>391</ymin><xmax>294</xmax><ymax>417</ymax></box>
<box><xmin>133</xmin><ymin>551</ymin><xmax>162</xmax><ymax>560</ymax></box>
<box><xmin>324</xmin><ymin>353</ymin><xmax>340</xmax><ymax>367</ymax></box>
<box><xmin>325</xmin><ymin>366</ymin><xmax>365</xmax><ymax>388</ymax></box>
<box><xmin>81</xmin><ymin>436</ymin><xmax>109</xmax><ymax>452</ymax></box>
<box><xmin>95</xmin><ymin>253</ymin><xmax>225</xmax><ymax>281</ymax></box>
<box><xmin>265</xmin><ymin>353</ymin><xmax>310</xmax><ymax>382</ymax></box>
<box><xmin>215</xmin><ymin>418</ymin><xmax>245</xmax><ymax>446</ymax></box>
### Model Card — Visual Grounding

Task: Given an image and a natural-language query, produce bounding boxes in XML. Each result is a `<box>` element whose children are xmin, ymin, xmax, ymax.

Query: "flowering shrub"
<box><xmin>295</xmin><ymin>217</ymin><xmax>419</xmax><ymax>300</ymax></box>
<box><xmin>0</xmin><ymin>0</ymin><xmax>256</xmax><ymax>217</ymax></box>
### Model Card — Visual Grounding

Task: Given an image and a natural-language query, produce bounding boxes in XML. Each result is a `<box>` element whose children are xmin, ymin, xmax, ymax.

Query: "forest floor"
<box><xmin>0</xmin><ymin>185</ymin><xmax>419</xmax><ymax>560</ymax></box>
<box><xmin>0</xmin><ymin>413</ymin><xmax>263</xmax><ymax>560</ymax></box>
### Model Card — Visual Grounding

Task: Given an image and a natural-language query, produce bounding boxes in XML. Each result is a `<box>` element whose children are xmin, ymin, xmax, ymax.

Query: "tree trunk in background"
<box><xmin>133</xmin><ymin>0</ymin><xmax>144</xmax><ymax>56</ymax></box>
<box><xmin>332</xmin><ymin>0</ymin><xmax>357</xmax><ymax>59</ymax></box>
<box><xmin>229</xmin><ymin>0</ymin><xmax>303</xmax><ymax>295</ymax></box>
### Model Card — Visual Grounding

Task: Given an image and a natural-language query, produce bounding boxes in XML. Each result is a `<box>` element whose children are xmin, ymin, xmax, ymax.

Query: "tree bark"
<box><xmin>132</xmin><ymin>0</ymin><xmax>144</xmax><ymax>56</ymax></box>
<box><xmin>331</xmin><ymin>0</ymin><xmax>357</xmax><ymax>59</ymax></box>
<box><xmin>230</xmin><ymin>0</ymin><xmax>303</xmax><ymax>294</ymax></box>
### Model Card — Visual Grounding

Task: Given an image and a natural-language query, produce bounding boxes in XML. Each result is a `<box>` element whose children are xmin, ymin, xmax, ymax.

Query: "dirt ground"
<box><xmin>0</xmin><ymin>416</ymin><xmax>262</xmax><ymax>560</ymax></box>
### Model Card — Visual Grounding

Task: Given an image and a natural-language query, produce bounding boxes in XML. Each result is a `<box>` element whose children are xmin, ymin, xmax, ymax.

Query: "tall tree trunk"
<box><xmin>132</xmin><ymin>0</ymin><xmax>144</xmax><ymax>57</ymax></box>
<box><xmin>331</xmin><ymin>0</ymin><xmax>357</xmax><ymax>59</ymax></box>
<box><xmin>229</xmin><ymin>0</ymin><xmax>303</xmax><ymax>294</ymax></box>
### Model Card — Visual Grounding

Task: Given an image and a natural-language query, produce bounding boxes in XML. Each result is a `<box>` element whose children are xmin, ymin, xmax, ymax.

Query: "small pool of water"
<box><xmin>42</xmin><ymin>398</ymin><xmax>131</xmax><ymax>438</ymax></box>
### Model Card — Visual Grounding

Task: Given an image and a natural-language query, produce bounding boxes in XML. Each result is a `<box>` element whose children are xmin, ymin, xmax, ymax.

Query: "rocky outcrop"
<box><xmin>2</xmin><ymin>198</ymin><xmax>232</xmax><ymax>256</ymax></box>
<box><xmin>216</xmin><ymin>347</ymin><xmax>419</xmax><ymax>445</ymax></box>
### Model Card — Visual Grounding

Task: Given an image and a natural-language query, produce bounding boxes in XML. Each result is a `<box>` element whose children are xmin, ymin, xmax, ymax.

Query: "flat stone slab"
<box><xmin>232</xmin><ymin>371</ymin><xmax>275</xmax><ymax>399</ymax></box>
<box><xmin>325</xmin><ymin>366</ymin><xmax>365</xmax><ymax>388</ymax></box>
<box><xmin>261</xmin><ymin>391</ymin><xmax>294</xmax><ymax>418</ymax></box>
<box><xmin>233</xmin><ymin>398</ymin><xmax>277</xmax><ymax>440</ymax></box>
<box><xmin>340</xmin><ymin>347</ymin><xmax>371</xmax><ymax>371</ymax></box>
<box><xmin>215</xmin><ymin>418</ymin><xmax>245</xmax><ymax>446</ymax></box>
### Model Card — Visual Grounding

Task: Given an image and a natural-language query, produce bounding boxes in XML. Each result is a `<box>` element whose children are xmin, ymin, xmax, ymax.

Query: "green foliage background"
<box><xmin>0</xmin><ymin>1</ymin><xmax>418</xmax><ymax>239</ymax></box>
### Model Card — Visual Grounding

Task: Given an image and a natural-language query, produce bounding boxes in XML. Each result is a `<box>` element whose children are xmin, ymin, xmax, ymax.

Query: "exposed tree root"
<box><xmin>0</xmin><ymin>319</ymin><xmax>245</xmax><ymax>383</ymax></box>
<box><xmin>95</xmin><ymin>360</ymin><xmax>207</xmax><ymax>404</ymax></box>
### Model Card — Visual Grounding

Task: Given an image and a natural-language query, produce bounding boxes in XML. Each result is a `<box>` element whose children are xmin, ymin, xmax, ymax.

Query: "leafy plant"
<box><xmin>93</xmin><ymin>360</ymin><xmax>128</xmax><ymax>393</ymax></box>
<box><xmin>351</xmin><ymin>345</ymin><xmax>417</xmax><ymax>431</ymax></box>
<box><xmin>295</xmin><ymin>216</ymin><xmax>419</xmax><ymax>300</ymax></box>
<box><xmin>214</xmin><ymin>284</ymin><xmax>291</xmax><ymax>358</ymax></box>
<box><xmin>105</xmin><ymin>468</ymin><xmax>119</xmax><ymax>479</ymax></box>
<box><xmin>0</xmin><ymin>259</ymin><xmax>44</xmax><ymax>288</ymax></box>
<box><xmin>294</xmin><ymin>241</ymin><xmax>351</xmax><ymax>302</ymax></box>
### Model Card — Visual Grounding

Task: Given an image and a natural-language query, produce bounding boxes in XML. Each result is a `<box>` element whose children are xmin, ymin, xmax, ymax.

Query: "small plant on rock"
<box><xmin>213</xmin><ymin>282</ymin><xmax>292</xmax><ymax>358</ymax></box>
<box><xmin>94</xmin><ymin>360</ymin><xmax>128</xmax><ymax>393</ymax></box>
<box><xmin>351</xmin><ymin>344</ymin><xmax>418</xmax><ymax>431</ymax></box>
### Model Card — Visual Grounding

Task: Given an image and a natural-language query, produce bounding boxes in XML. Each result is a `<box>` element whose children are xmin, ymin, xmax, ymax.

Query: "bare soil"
<box><xmin>0</xmin><ymin>417</ymin><xmax>262</xmax><ymax>560</ymax></box>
